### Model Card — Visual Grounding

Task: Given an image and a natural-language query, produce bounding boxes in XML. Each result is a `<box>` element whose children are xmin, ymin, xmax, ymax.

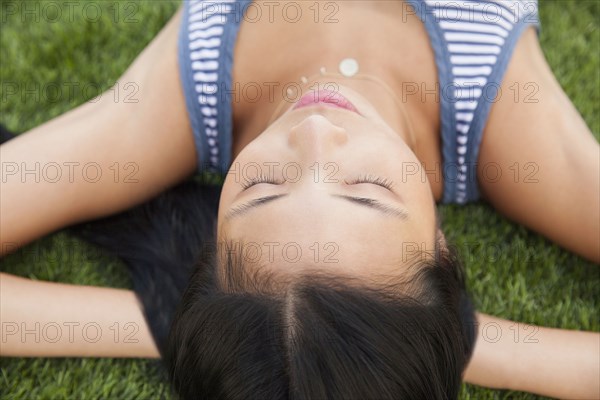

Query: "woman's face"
<box><xmin>217</xmin><ymin>85</ymin><xmax>436</xmax><ymax>279</ymax></box>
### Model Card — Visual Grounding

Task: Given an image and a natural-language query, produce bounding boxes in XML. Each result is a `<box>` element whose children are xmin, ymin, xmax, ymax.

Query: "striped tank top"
<box><xmin>177</xmin><ymin>0</ymin><xmax>541</xmax><ymax>204</ymax></box>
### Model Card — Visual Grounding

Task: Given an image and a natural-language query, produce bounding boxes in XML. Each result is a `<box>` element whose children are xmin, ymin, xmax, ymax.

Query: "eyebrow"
<box><xmin>225</xmin><ymin>194</ymin><xmax>408</xmax><ymax>220</ymax></box>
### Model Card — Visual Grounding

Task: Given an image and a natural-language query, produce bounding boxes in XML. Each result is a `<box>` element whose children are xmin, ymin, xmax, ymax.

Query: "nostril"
<box><xmin>290</xmin><ymin>114</ymin><xmax>347</xmax><ymax>136</ymax></box>
<box><xmin>289</xmin><ymin>115</ymin><xmax>348</xmax><ymax>152</ymax></box>
<box><xmin>291</xmin><ymin>114</ymin><xmax>332</xmax><ymax>130</ymax></box>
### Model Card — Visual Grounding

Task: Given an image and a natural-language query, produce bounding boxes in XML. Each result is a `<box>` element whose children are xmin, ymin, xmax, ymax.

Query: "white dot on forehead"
<box><xmin>339</xmin><ymin>58</ymin><xmax>359</xmax><ymax>77</ymax></box>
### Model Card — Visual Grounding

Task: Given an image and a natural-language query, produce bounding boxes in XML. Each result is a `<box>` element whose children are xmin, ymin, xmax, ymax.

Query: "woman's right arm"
<box><xmin>464</xmin><ymin>312</ymin><xmax>600</xmax><ymax>399</ymax></box>
<box><xmin>0</xmin><ymin>5</ymin><xmax>196</xmax><ymax>256</ymax></box>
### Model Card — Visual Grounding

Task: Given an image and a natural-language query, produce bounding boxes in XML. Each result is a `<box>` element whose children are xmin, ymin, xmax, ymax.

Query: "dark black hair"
<box><xmin>166</xmin><ymin>234</ymin><xmax>475</xmax><ymax>400</ymax></box>
<box><xmin>1</xmin><ymin>124</ymin><xmax>476</xmax><ymax>400</ymax></box>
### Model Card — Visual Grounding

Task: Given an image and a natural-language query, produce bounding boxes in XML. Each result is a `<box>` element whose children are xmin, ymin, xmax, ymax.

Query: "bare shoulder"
<box><xmin>0</xmin><ymin>6</ymin><xmax>197</xmax><ymax>254</ymax></box>
<box><xmin>477</xmin><ymin>26</ymin><xmax>599</xmax><ymax>262</ymax></box>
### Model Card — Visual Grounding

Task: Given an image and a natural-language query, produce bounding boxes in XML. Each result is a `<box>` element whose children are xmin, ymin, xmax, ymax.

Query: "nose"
<box><xmin>288</xmin><ymin>114</ymin><xmax>348</xmax><ymax>159</ymax></box>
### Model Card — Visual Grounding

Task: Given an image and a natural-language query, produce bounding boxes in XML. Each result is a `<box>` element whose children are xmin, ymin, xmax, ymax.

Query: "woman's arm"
<box><xmin>0</xmin><ymin>5</ymin><xmax>197</xmax><ymax>257</ymax></box>
<box><xmin>464</xmin><ymin>312</ymin><xmax>600</xmax><ymax>399</ymax></box>
<box><xmin>5</xmin><ymin>272</ymin><xmax>598</xmax><ymax>398</ymax></box>
<box><xmin>479</xmin><ymin>27</ymin><xmax>600</xmax><ymax>263</ymax></box>
<box><xmin>0</xmin><ymin>272</ymin><xmax>159</xmax><ymax>358</ymax></box>
<box><xmin>472</xmin><ymin>24</ymin><xmax>599</xmax><ymax>398</ymax></box>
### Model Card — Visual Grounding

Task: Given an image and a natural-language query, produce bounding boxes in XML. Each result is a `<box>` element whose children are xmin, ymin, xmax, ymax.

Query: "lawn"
<box><xmin>1</xmin><ymin>0</ymin><xmax>598</xmax><ymax>399</ymax></box>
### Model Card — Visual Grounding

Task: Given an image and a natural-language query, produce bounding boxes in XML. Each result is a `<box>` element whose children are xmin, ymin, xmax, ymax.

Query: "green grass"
<box><xmin>1</xmin><ymin>0</ymin><xmax>598</xmax><ymax>399</ymax></box>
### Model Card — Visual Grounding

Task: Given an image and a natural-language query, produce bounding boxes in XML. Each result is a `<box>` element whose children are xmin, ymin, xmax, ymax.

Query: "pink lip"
<box><xmin>293</xmin><ymin>89</ymin><xmax>361</xmax><ymax>115</ymax></box>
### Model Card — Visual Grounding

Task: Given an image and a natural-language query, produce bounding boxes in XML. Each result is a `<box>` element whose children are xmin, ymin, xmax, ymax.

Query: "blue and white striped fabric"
<box><xmin>405</xmin><ymin>0</ymin><xmax>540</xmax><ymax>203</ymax></box>
<box><xmin>178</xmin><ymin>0</ymin><xmax>252</xmax><ymax>175</ymax></box>
<box><xmin>177</xmin><ymin>0</ymin><xmax>540</xmax><ymax>204</ymax></box>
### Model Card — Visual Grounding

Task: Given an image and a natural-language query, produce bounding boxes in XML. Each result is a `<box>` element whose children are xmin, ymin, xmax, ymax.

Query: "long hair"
<box><xmin>1</xmin><ymin>124</ymin><xmax>476</xmax><ymax>399</ymax></box>
<box><xmin>166</xmin><ymin>235</ymin><xmax>475</xmax><ymax>400</ymax></box>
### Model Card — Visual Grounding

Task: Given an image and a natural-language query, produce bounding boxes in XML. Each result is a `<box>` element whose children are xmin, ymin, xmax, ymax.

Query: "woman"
<box><xmin>1</xmin><ymin>0</ymin><xmax>598</xmax><ymax>398</ymax></box>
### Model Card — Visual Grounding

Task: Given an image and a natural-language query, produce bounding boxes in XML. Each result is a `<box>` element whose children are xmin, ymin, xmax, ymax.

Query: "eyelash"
<box><xmin>241</xmin><ymin>174</ymin><xmax>393</xmax><ymax>190</ymax></box>
<box><xmin>240</xmin><ymin>175</ymin><xmax>285</xmax><ymax>190</ymax></box>
<box><xmin>344</xmin><ymin>174</ymin><xmax>394</xmax><ymax>190</ymax></box>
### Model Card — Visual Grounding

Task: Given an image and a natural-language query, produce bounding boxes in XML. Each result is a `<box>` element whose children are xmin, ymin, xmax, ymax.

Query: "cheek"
<box><xmin>219</xmin><ymin>177</ymin><xmax>237</xmax><ymax>207</ymax></box>
<box><xmin>216</xmin><ymin>176</ymin><xmax>242</xmax><ymax>228</ymax></box>
<box><xmin>392</xmin><ymin>147</ymin><xmax>430</xmax><ymax>189</ymax></box>
<box><xmin>405</xmin><ymin>179</ymin><xmax>435</xmax><ymax>224</ymax></box>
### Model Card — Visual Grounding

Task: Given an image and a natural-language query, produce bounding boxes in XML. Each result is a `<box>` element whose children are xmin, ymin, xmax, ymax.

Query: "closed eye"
<box><xmin>241</xmin><ymin>175</ymin><xmax>285</xmax><ymax>190</ymax></box>
<box><xmin>241</xmin><ymin>174</ymin><xmax>395</xmax><ymax>191</ymax></box>
<box><xmin>344</xmin><ymin>174</ymin><xmax>394</xmax><ymax>190</ymax></box>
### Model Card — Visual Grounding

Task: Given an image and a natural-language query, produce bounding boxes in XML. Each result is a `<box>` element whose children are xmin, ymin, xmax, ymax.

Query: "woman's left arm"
<box><xmin>478</xmin><ymin>27</ymin><xmax>599</xmax><ymax>263</ymax></box>
<box><xmin>468</xmin><ymin>26</ymin><xmax>600</xmax><ymax>399</ymax></box>
<box><xmin>464</xmin><ymin>313</ymin><xmax>600</xmax><ymax>399</ymax></box>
